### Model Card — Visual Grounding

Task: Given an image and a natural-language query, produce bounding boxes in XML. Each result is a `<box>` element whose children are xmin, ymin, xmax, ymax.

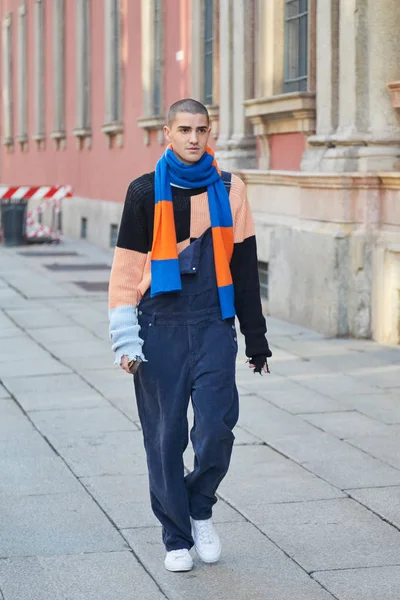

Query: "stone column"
<box><xmin>301</xmin><ymin>0</ymin><xmax>339</xmax><ymax>171</ymax></box>
<box><xmin>357</xmin><ymin>0</ymin><xmax>400</xmax><ymax>170</ymax></box>
<box><xmin>306</xmin><ymin>0</ymin><xmax>400</xmax><ymax>172</ymax></box>
<box><xmin>216</xmin><ymin>0</ymin><xmax>233</xmax><ymax>155</ymax></box>
<box><xmin>216</xmin><ymin>0</ymin><xmax>257</xmax><ymax>169</ymax></box>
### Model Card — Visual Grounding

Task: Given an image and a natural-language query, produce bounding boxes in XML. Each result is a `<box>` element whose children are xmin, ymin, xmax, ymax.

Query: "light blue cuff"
<box><xmin>109</xmin><ymin>305</ymin><xmax>146</xmax><ymax>366</ymax></box>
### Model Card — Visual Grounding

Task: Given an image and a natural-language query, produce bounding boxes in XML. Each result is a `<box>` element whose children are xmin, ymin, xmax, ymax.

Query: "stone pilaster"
<box><xmin>216</xmin><ymin>0</ymin><xmax>256</xmax><ymax>170</ymax></box>
<box><xmin>304</xmin><ymin>0</ymin><xmax>400</xmax><ymax>173</ymax></box>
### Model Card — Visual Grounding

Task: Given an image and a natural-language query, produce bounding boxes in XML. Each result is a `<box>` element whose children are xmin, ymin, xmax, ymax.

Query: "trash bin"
<box><xmin>1</xmin><ymin>199</ymin><xmax>28</xmax><ymax>246</ymax></box>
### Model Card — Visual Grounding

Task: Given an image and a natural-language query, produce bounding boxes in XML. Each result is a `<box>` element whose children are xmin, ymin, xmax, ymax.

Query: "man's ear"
<box><xmin>163</xmin><ymin>125</ymin><xmax>171</xmax><ymax>143</ymax></box>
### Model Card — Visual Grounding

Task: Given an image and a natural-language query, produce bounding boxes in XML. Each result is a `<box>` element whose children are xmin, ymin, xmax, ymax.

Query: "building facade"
<box><xmin>0</xmin><ymin>0</ymin><xmax>399</xmax><ymax>344</ymax></box>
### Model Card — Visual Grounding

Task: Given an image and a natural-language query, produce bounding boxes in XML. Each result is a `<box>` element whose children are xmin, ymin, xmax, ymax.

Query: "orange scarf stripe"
<box><xmin>152</xmin><ymin>200</ymin><xmax>179</xmax><ymax>261</ymax></box>
<box><xmin>212</xmin><ymin>226</ymin><xmax>234</xmax><ymax>288</ymax></box>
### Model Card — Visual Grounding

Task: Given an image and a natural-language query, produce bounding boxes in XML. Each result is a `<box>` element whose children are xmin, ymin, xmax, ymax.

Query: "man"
<box><xmin>109</xmin><ymin>99</ymin><xmax>271</xmax><ymax>572</ymax></box>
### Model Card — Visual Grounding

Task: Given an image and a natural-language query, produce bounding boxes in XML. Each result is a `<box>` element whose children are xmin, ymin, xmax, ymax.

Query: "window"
<box><xmin>153</xmin><ymin>0</ymin><xmax>162</xmax><ymax>116</ymax></box>
<box><xmin>102</xmin><ymin>0</ymin><xmax>123</xmax><ymax>143</ymax></box>
<box><xmin>74</xmin><ymin>0</ymin><xmax>91</xmax><ymax>147</ymax></box>
<box><xmin>17</xmin><ymin>4</ymin><xmax>28</xmax><ymax>149</ymax></box>
<box><xmin>52</xmin><ymin>0</ymin><xmax>65</xmax><ymax>148</ymax></box>
<box><xmin>258</xmin><ymin>262</ymin><xmax>269</xmax><ymax>299</ymax></box>
<box><xmin>2</xmin><ymin>12</ymin><xmax>13</xmax><ymax>147</ymax></box>
<box><xmin>110</xmin><ymin>224</ymin><xmax>118</xmax><ymax>247</ymax></box>
<box><xmin>204</xmin><ymin>0</ymin><xmax>213</xmax><ymax>105</ymax></box>
<box><xmin>80</xmin><ymin>217</ymin><xmax>87</xmax><ymax>239</ymax></box>
<box><xmin>284</xmin><ymin>0</ymin><xmax>308</xmax><ymax>93</ymax></box>
<box><xmin>34</xmin><ymin>0</ymin><xmax>45</xmax><ymax>146</ymax></box>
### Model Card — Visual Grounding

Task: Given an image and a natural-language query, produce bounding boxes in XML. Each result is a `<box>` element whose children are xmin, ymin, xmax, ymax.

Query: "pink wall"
<box><xmin>0</xmin><ymin>0</ymin><xmax>192</xmax><ymax>203</ymax></box>
<box><xmin>269</xmin><ymin>132</ymin><xmax>306</xmax><ymax>171</ymax></box>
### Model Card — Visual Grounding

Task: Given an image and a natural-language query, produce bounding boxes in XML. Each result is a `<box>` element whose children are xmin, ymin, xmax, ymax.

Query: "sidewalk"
<box><xmin>0</xmin><ymin>238</ymin><xmax>400</xmax><ymax>600</ymax></box>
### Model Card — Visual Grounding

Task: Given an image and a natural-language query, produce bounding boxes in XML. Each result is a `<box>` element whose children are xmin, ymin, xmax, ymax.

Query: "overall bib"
<box><xmin>134</xmin><ymin>224</ymin><xmax>239</xmax><ymax>551</ymax></box>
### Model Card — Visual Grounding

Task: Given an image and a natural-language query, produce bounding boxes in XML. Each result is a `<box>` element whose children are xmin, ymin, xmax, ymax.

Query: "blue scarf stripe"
<box><xmin>151</xmin><ymin>259</ymin><xmax>182</xmax><ymax>296</ymax></box>
<box><xmin>218</xmin><ymin>284</ymin><xmax>236</xmax><ymax>319</ymax></box>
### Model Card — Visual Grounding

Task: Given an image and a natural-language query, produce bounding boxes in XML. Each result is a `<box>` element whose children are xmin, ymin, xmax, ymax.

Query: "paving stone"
<box><xmin>0</xmin><ymin>491</ymin><xmax>128</xmax><ymax>557</ymax></box>
<box><xmin>0</xmin><ymin>337</ymin><xmax>50</xmax><ymax>362</ymax></box>
<box><xmin>55</xmin><ymin>430</ymin><xmax>147</xmax><ymax>477</ymax></box>
<box><xmin>348</xmin><ymin>486</ymin><xmax>400</xmax><ymax>529</ymax></box>
<box><xmin>254</xmin><ymin>498</ymin><xmax>400</xmax><ymax>572</ymax></box>
<box><xmin>5</xmin><ymin>308</ymin><xmax>74</xmax><ymax>330</ymax></box>
<box><xmin>107</xmin><ymin>395</ymin><xmax>140</xmax><ymax>422</ymax></box>
<box><xmin>338</xmin><ymin>393</ymin><xmax>400</xmax><ymax>424</ymax></box>
<box><xmin>0</xmin><ymin>432</ymin><xmax>54</xmax><ymax>459</ymax></box>
<box><xmin>45</xmin><ymin>340</ymin><xmax>111</xmax><ymax>359</ymax></box>
<box><xmin>0</xmin><ymin>384</ymin><xmax>10</xmax><ymax>399</ymax></box>
<box><xmin>0</xmin><ymin>358</ymin><xmax>71</xmax><ymax>378</ymax></box>
<box><xmin>347</xmin><ymin>434</ymin><xmax>400</xmax><ymax>470</ymax></box>
<box><xmin>273</xmin><ymin>430</ymin><xmax>400</xmax><ymax>489</ymax></box>
<box><xmin>0</xmin><ymin>400</ymin><xmax>36</xmax><ymax>440</ymax></box>
<box><xmin>123</xmin><ymin>522</ymin><xmax>334</xmax><ymax>600</ymax></box>
<box><xmin>237</xmin><ymin>394</ymin><xmax>319</xmax><ymax>442</ymax></box>
<box><xmin>217</xmin><ymin>445</ymin><xmax>345</xmax><ymax>516</ymax></box>
<box><xmin>29</xmin><ymin>325</ymin><xmax>99</xmax><ymax>344</ymax></box>
<box><xmin>272</xmin><ymin>359</ymin><xmax>331</xmax><ymax>379</ymax></box>
<box><xmin>62</xmin><ymin>355</ymin><xmax>116</xmax><ymax>371</ymax></box>
<box><xmin>0</xmin><ymin>455</ymin><xmax>82</xmax><ymax>497</ymax></box>
<box><xmin>15</xmin><ymin>391</ymin><xmax>109</xmax><ymax>412</ymax></box>
<box><xmin>262</xmin><ymin>387</ymin><xmax>348</xmax><ymax>415</ymax></box>
<box><xmin>0</xmin><ymin>552</ymin><xmax>165</xmax><ymax>600</ymax></box>
<box><xmin>29</xmin><ymin>407</ymin><xmax>137</xmax><ymax>445</ymax></box>
<box><xmin>313</xmin><ymin>565</ymin><xmax>400</xmax><ymax>600</ymax></box>
<box><xmin>292</xmin><ymin>373</ymin><xmax>384</xmax><ymax>400</ymax></box>
<box><xmin>303</xmin><ymin>411</ymin><xmax>394</xmax><ymax>439</ymax></box>
<box><xmin>2</xmin><ymin>373</ymin><xmax>96</xmax><ymax>396</ymax></box>
<box><xmin>232</xmin><ymin>425</ymin><xmax>264</xmax><ymax>445</ymax></box>
<box><xmin>81</xmin><ymin>473</ymin><xmax>244</xmax><ymax>530</ymax></box>
<box><xmin>348</xmin><ymin>365</ymin><xmax>400</xmax><ymax>390</ymax></box>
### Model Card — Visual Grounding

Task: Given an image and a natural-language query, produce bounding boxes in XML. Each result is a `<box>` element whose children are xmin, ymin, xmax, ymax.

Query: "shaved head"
<box><xmin>168</xmin><ymin>98</ymin><xmax>209</xmax><ymax>127</ymax></box>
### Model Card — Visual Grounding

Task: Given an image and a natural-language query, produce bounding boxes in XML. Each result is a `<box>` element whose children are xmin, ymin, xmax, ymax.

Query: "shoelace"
<box><xmin>196</xmin><ymin>522</ymin><xmax>214</xmax><ymax>544</ymax></box>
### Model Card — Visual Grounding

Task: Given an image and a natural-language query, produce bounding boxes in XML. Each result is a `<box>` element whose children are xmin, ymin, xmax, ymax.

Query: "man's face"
<box><xmin>164</xmin><ymin>112</ymin><xmax>211</xmax><ymax>165</ymax></box>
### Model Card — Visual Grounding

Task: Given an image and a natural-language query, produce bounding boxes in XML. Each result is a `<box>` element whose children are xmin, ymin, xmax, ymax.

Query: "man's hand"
<box><xmin>120</xmin><ymin>355</ymin><xmax>132</xmax><ymax>374</ymax></box>
<box><xmin>248</xmin><ymin>355</ymin><xmax>270</xmax><ymax>375</ymax></box>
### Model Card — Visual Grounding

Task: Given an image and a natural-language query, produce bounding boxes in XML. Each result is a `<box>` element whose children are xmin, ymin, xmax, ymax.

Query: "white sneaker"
<box><xmin>164</xmin><ymin>549</ymin><xmax>193</xmax><ymax>572</ymax></box>
<box><xmin>191</xmin><ymin>517</ymin><xmax>221</xmax><ymax>563</ymax></box>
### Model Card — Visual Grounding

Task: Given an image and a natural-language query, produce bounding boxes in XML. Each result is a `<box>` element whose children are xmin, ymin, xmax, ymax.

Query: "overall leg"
<box><xmin>134</xmin><ymin>317</ymin><xmax>193</xmax><ymax>551</ymax></box>
<box><xmin>185</xmin><ymin>318</ymin><xmax>239</xmax><ymax>519</ymax></box>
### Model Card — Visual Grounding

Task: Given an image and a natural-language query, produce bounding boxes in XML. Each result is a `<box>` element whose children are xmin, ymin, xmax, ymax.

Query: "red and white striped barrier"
<box><xmin>0</xmin><ymin>185</ymin><xmax>72</xmax><ymax>242</ymax></box>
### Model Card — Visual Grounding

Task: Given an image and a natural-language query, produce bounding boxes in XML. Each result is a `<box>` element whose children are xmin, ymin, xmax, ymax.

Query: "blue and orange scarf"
<box><xmin>150</xmin><ymin>144</ymin><xmax>235</xmax><ymax>319</ymax></box>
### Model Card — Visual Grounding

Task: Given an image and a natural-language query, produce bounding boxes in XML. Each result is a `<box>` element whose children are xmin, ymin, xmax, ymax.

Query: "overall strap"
<box><xmin>220</xmin><ymin>170</ymin><xmax>232</xmax><ymax>196</ymax></box>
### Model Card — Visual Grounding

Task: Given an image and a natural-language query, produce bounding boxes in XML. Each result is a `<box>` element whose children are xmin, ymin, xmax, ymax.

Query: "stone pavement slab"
<box><xmin>0</xmin><ymin>491</ymin><xmax>128</xmax><ymax>557</ymax></box>
<box><xmin>123</xmin><ymin>522</ymin><xmax>334</xmax><ymax>600</ymax></box>
<box><xmin>81</xmin><ymin>473</ymin><xmax>244</xmax><ymax>530</ymax></box>
<box><xmin>303</xmin><ymin>410</ymin><xmax>395</xmax><ymax>438</ymax></box>
<box><xmin>253</xmin><ymin>498</ymin><xmax>400</xmax><ymax>572</ymax></box>
<box><xmin>0</xmin><ymin>455</ymin><xmax>83</xmax><ymax>497</ymax></box>
<box><xmin>339</xmin><ymin>392</ymin><xmax>400</xmax><ymax>424</ymax></box>
<box><xmin>313</xmin><ymin>566</ymin><xmax>400</xmax><ymax>600</ymax></box>
<box><xmin>217</xmin><ymin>445</ymin><xmax>345</xmax><ymax>516</ymax></box>
<box><xmin>1</xmin><ymin>372</ymin><xmax>96</xmax><ymax>397</ymax></box>
<box><xmin>0</xmin><ymin>358</ymin><xmax>71</xmax><ymax>378</ymax></box>
<box><xmin>53</xmin><ymin>430</ymin><xmax>147</xmax><ymax>477</ymax></box>
<box><xmin>0</xmin><ymin>400</ymin><xmax>37</xmax><ymax>440</ymax></box>
<box><xmin>347</xmin><ymin>433</ymin><xmax>400</xmax><ymax>470</ymax></box>
<box><xmin>0</xmin><ymin>552</ymin><xmax>165</xmax><ymax>600</ymax></box>
<box><xmin>29</xmin><ymin>406</ymin><xmax>138</xmax><ymax>447</ymax></box>
<box><xmin>14</xmin><ymin>391</ymin><xmax>109</xmax><ymax>412</ymax></box>
<box><xmin>0</xmin><ymin>431</ymin><xmax>54</xmax><ymax>459</ymax></box>
<box><xmin>348</xmin><ymin>486</ymin><xmax>400</xmax><ymax>529</ymax></box>
<box><xmin>272</xmin><ymin>429</ymin><xmax>400</xmax><ymax>489</ymax></box>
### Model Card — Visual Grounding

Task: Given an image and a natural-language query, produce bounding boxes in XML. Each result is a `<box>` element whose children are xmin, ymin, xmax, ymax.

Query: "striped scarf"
<box><xmin>150</xmin><ymin>144</ymin><xmax>235</xmax><ymax>319</ymax></box>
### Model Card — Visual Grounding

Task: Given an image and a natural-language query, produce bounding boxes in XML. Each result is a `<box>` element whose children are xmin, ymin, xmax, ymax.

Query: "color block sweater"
<box><xmin>108</xmin><ymin>171</ymin><xmax>272</xmax><ymax>365</ymax></box>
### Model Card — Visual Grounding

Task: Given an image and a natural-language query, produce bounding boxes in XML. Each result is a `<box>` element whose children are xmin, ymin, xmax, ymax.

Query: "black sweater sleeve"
<box><xmin>230</xmin><ymin>177</ymin><xmax>272</xmax><ymax>359</ymax></box>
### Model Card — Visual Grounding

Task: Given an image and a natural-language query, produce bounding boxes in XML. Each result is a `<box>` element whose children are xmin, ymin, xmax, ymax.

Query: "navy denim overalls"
<box><xmin>135</xmin><ymin>218</ymin><xmax>239</xmax><ymax>551</ymax></box>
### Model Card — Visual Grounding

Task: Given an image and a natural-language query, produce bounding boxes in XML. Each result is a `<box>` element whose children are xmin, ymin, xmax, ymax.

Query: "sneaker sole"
<box><xmin>194</xmin><ymin>544</ymin><xmax>222</xmax><ymax>564</ymax></box>
<box><xmin>164</xmin><ymin>563</ymin><xmax>193</xmax><ymax>572</ymax></box>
